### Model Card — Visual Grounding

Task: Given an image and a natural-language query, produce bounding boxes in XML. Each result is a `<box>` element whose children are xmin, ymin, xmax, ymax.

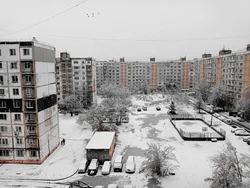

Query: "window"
<box><xmin>25</xmin><ymin>75</ymin><xmax>32</xmax><ymax>82</ymax></box>
<box><xmin>74</xmin><ymin>61</ymin><xmax>78</xmax><ymax>64</ymax></box>
<box><xmin>23</xmin><ymin>49</ymin><xmax>30</xmax><ymax>55</ymax></box>
<box><xmin>0</xmin><ymin>126</ymin><xmax>7</xmax><ymax>132</ymax></box>
<box><xmin>0</xmin><ymin>76</ymin><xmax>3</xmax><ymax>84</ymax></box>
<box><xmin>30</xmin><ymin>150</ymin><xmax>37</xmax><ymax>157</ymax></box>
<box><xmin>17</xmin><ymin>150</ymin><xmax>24</xmax><ymax>157</ymax></box>
<box><xmin>0</xmin><ymin>150</ymin><xmax>9</xmax><ymax>156</ymax></box>
<box><xmin>28</xmin><ymin>138</ymin><xmax>36</xmax><ymax>145</ymax></box>
<box><xmin>0</xmin><ymin>62</ymin><xmax>2</xmax><ymax>68</ymax></box>
<box><xmin>0</xmin><ymin>89</ymin><xmax>4</xmax><ymax>95</ymax></box>
<box><xmin>24</xmin><ymin>62</ymin><xmax>31</xmax><ymax>69</ymax></box>
<box><xmin>11</xmin><ymin>62</ymin><xmax>18</xmax><ymax>69</ymax></box>
<box><xmin>14</xmin><ymin>114</ymin><xmax>21</xmax><ymax>121</ymax></box>
<box><xmin>0</xmin><ymin>114</ymin><xmax>7</xmax><ymax>120</ymax></box>
<box><xmin>10</xmin><ymin>49</ymin><xmax>16</xmax><ymax>56</ymax></box>
<box><xmin>13</xmin><ymin>100</ymin><xmax>20</xmax><ymax>108</ymax></box>
<box><xmin>16</xmin><ymin>138</ymin><xmax>22</xmax><ymax>145</ymax></box>
<box><xmin>0</xmin><ymin>138</ymin><xmax>8</xmax><ymax>145</ymax></box>
<box><xmin>0</xmin><ymin>101</ymin><xmax>6</xmax><ymax>108</ymax></box>
<box><xmin>28</xmin><ymin>126</ymin><xmax>35</xmax><ymax>132</ymax></box>
<box><xmin>12</xmin><ymin>75</ymin><xmax>18</xmax><ymax>83</ymax></box>
<box><xmin>25</xmin><ymin>101</ymin><xmax>34</xmax><ymax>108</ymax></box>
<box><xmin>13</xmin><ymin>88</ymin><xmax>19</xmax><ymax>95</ymax></box>
<box><xmin>27</xmin><ymin>114</ymin><xmax>35</xmax><ymax>120</ymax></box>
<box><xmin>0</xmin><ymin>49</ymin><xmax>1</xmax><ymax>56</ymax></box>
<box><xmin>25</xmin><ymin>88</ymin><xmax>33</xmax><ymax>95</ymax></box>
<box><xmin>74</xmin><ymin>77</ymin><xmax>79</xmax><ymax>80</ymax></box>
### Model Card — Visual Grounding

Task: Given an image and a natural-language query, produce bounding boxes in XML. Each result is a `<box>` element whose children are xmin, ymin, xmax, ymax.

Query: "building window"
<box><xmin>0</xmin><ymin>138</ymin><xmax>8</xmax><ymax>145</ymax></box>
<box><xmin>24</xmin><ymin>62</ymin><xmax>31</xmax><ymax>69</ymax></box>
<box><xmin>0</xmin><ymin>89</ymin><xmax>4</xmax><ymax>95</ymax></box>
<box><xmin>17</xmin><ymin>150</ymin><xmax>24</xmax><ymax>157</ymax></box>
<box><xmin>30</xmin><ymin>150</ymin><xmax>37</xmax><ymax>157</ymax></box>
<box><xmin>25</xmin><ymin>101</ymin><xmax>34</xmax><ymax>108</ymax></box>
<box><xmin>13</xmin><ymin>88</ymin><xmax>19</xmax><ymax>95</ymax></box>
<box><xmin>28</xmin><ymin>138</ymin><xmax>36</xmax><ymax>145</ymax></box>
<box><xmin>11</xmin><ymin>62</ymin><xmax>18</xmax><ymax>69</ymax></box>
<box><xmin>14</xmin><ymin>114</ymin><xmax>21</xmax><ymax>121</ymax></box>
<box><xmin>16</xmin><ymin>138</ymin><xmax>23</xmax><ymax>145</ymax></box>
<box><xmin>27</xmin><ymin>114</ymin><xmax>35</xmax><ymax>120</ymax></box>
<box><xmin>12</xmin><ymin>75</ymin><xmax>18</xmax><ymax>83</ymax></box>
<box><xmin>0</xmin><ymin>126</ymin><xmax>7</xmax><ymax>132</ymax></box>
<box><xmin>0</xmin><ymin>62</ymin><xmax>2</xmax><ymax>68</ymax></box>
<box><xmin>0</xmin><ymin>150</ymin><xmax>9</xmax><ymax>156</ymax></box>
<box><xmin>10</xmin><ymin>49</ymin><xmax>16</xmax><ymax>56</ymax></box>
<box><xmin>28</xmin><ymin>126</ymin><xmax>35</xmax><ymax>132</ymax></box>
<box><xmin>23</xmin><ymin>49</ymin><xmax>30</xmax><ymax>55</ymax></box>
<box><xmin>0</xmin><ymin>114</ymin><xmax>7</xmax><ymax>120</ymax></box>
<box><xmin>74</xmin><ymin>77</ymin><xmax>79</xmax><ymax>80</ymax></box>
<box><xmin>14</xmin><ymin>100</ymin><xmax>20</xmax><ymax>108</ymax></box>
<box><xmin>0</xmin><ymin>49</ymin><xmax>1</xmax><ymax>56</ymax></box>
<box><xmin>0</xmin><ymin>76</ymin><xmax>3</xmax><ymax>84</ymax></box>
<box><xmin>25</xmin><ymin>88</ymin><xmax>33</xmax><ymax>95</ymax></box>
<box><xmin>0</xmin><ymin>101</ymin><xmax>6</xmax><ymax>108</ymax></box>
<box><xmin>25</xmin><ymin>75</ymin><xmax>32</xmax><ymax>82</ymax></box>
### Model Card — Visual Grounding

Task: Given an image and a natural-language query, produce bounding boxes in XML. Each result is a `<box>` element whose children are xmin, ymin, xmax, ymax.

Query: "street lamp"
<box><xmin>210</xmin><ymin>106</ymin><xmax>214</xmax><ymax>126</ymax></box>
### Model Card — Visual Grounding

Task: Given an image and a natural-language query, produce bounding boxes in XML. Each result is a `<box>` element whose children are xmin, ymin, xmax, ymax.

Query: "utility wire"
<box><xmin>2</xmin><ymin>0</ymin><xmax>89</xmax><ymax>37</ymax></box>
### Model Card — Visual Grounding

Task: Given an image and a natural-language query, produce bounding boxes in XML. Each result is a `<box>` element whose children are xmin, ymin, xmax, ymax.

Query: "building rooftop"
<box><xmin>85</xmin><ymin>131</ymin><xmax>115</xmax><ymax>149</ymax></box>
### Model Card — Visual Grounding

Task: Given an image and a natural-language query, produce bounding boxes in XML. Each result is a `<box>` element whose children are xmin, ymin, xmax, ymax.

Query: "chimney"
<box><xmin>150</xmin><ymin>57</ymin><xmax>155</xmax><ymax>62</ymax></box>
<box><xmin>120</xmin><ymin>57</ymin><xmax>125</xmax><ymax>62</ymax></box>
<box><xmin>202</xmin><ymin>53</ymin><xmax>212</xmax><ymax>58</ymax></box>
<box><xmin>247</xmin><ymin>44</ymin><xmax>250</xmax><ymax>51</ymax></box>
<box><xmin>180</xmin><ymin>57</ymin><xmax>186</xmax><ymax>62</ymax></box>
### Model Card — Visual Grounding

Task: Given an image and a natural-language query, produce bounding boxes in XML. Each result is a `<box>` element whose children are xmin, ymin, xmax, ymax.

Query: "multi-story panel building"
<box><xmin>56</xmin><ymin>53</ymin><xmax>97</xmax><ymax>107</ymax></box>
<box><xmin>96</xmin><ymin>61</ymin><xmax>108</xmax><ymax>88</ymax></box>
<box><xmin>0</xmin><ymin>39</ymin><xmax>59</xmax><ymax>164</ymax></box>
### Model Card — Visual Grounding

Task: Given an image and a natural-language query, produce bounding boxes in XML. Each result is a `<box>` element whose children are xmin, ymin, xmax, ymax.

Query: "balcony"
<box><xmin>23</xmin><ymin>81</ymin><xmax>35</xmax><ymax>86</ymax></box>
<box><xmin>21</xmin><ymin>68</ymin><xmax>33</xmax><ymax>73</ymax></box>
<box><xmin>25</xmin><ymin>119</ymin><xmax>36</xmax><ymax>124</ymax></box>
<box><xmin>24</xmin><ymin>93</ymin><xmax>35</xmax><ymax>99</ymax></box>
<box><xmin>28</xmin><ymin>132</ymin><xmax>37</xmax><ymax>136</ymax></box>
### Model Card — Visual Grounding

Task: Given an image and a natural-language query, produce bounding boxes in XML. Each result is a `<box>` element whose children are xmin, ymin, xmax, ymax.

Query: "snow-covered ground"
<box><xmin>1</xmin><ymin>94</ymin><xmax>250</xmax><ymax>188</ymax></box>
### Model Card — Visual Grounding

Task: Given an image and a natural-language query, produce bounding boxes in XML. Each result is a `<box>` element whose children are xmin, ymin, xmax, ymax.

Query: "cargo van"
<box><xmin>78</xmin><ymin>159</ymin><xmax>89</xmax><ymax>174</ymax></box>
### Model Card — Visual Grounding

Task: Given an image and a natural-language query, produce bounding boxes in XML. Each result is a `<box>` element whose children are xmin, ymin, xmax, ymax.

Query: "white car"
<box><xmin>95</xmin><ymin>186</ymin><xmax>105</xmax><ymax>188</ymax></box>
<box><xmin>242</xmin><ymin>136</ymin><xmax>250</xmax><ymax>142</ymax></box>
<box><xmin>113</xmin><ymin>155</ymin><xmax>123</xmax><ymax>172</ymax></box>
<box><xmin>231</xmin><ymin>128</ymin><xmax>245</xmax><ymax>133</ymax></box>
<box><xmin>125</xmin><ymin>156</ymin><xmax>136</xmax><ymax>173</ymax></box>
<box><xmin>107</xmin><ymin>184</ymin><xmax>118</xmax><ymax>188</ymax></box>
<box><xmin>124</xmin><ymin>185</ymin><xmax>133</xmax><ymax>188</ymax></box>
<box><xmin>102</xmin><ymin>161</ymin><xmax>111</xmax><ymax>175</ymax></box>
<box><xmin>235</xmin><ymin>130</ymin><xmax>250</xmax><ymax>136</ymax></box>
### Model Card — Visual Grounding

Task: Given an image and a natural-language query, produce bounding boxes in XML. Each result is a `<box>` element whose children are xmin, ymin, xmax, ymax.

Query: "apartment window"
<box><xmin>0</xmin><ymin>101</ymin><xmax>6</xmax><ymax>108</ymax></box>
<box><xmin>13</xmin><ymin>88</ymin><xmax>19</xmax><ymax>95</ymax></box>
<box><xmin>23</xmin><ymin>49</ymin><xmax>30</xmax><ymax>55</ymax></box>
<box><xmin>0</xmin><ymin>114</ymin><xmax>7</xmax><ymax>120</ymax></box>
<box><xmin>0</xmin><ymin>138</ymin><xmax>8</xmax><ymax>145</ymax></box>
<box><xmin>0</xmin><ymin>150</ymin><xmax>9</xmax><ymax>156</ymax></box>
<box><xmin>10</xmin><ymin>49</ymin><xmax>16</xmax><ymax>56</ymax></box>
<box><xmin>0</xmin><ymin>89</ymin><xmax>4</xmax><ymax>95</ymax></box>
<box><xmin>14</xmin><ymin>114</ymin><xmax>21</xmax><ymax>121</ymax></box>
<box><xmin>0</xmin><ymin>62</ymin><xmax>2</xmax><ymax>68</ymax></box>
<box><xmin>28</xmin><ymin>138</ymin><xmax>36</xmax><ymax>145</ymax></box>
<box><xmin>17</xmin><ymin>150</ymin><xmax>24</xmax><ymax>157</ymax></box>
<box><xmin>25</xmin><ymin>101</ymin><xmax>34</xmax><ymax>108</ymax></box>
<box><xmin>0</xmin><ymin>49</ymin><xmax>1</xmax><ymax>56</ymax></box>
<box><xmin>74</xmin><ymin>61</ymin><xmax>78</xmax><ymax>64</ymax></box>
<box><xmin>0</xmin><ymin>76</ymin><xmax>3</xmax><ymax>84</ymax></box>
<box><xmin>28</xmin><ymin>126</ymin><xmax>35</xmax><ymax>132</ymax></box>
<box><xmin>25</xmin><ymin>88</ymin><xmax>33</xmax><ymax>95</ymax></box>
<box><xmin>16</xmin><ymin>138</ymin><xmax>23</xmax><ymax>145</ymax></box>
<box><xmin>11</xmin><ymin>62</ymin><xmax>18</xmax><ymax>69</ymax></box>
<box><xmin>25</xmin><ymin>75</ymin><xmax>32</xmax><ymax>82</ymax></box>
<box><xmin>12</xmin><ymin>75</ymin><xmax>18</xmax><ymax>83</ymax></box>
<box><xmin>74</xmin><ymin>77</ymin><xmax>79</xmax><ymax>80</ymax></box>
<box><xmin>27</xmin><ymin>114</ymin><xmax>35</xmax><ymax>120</ymax></box>
<box><xmin>30</xmin><ymin>150</ymin><xmax>37</xmax><ymax>157</ymax></box>
<box><xmin>14</xmin><ymin>100</ymin><xmax>20</xmax><ymax>108</ymax></box>
<box><xmin>0</xmin><ymin>126</ymin><xmax>7</xmax><ymax>132</ymax></box>
<box><xmin>24</xmin><ymin>62</ymin><xmax>31</xmax><ymax>69</ymax></box>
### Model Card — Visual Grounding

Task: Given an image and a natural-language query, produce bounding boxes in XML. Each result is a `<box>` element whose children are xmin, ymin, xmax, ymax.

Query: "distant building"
<box><xmin>56</xmin><ymin>52</ymin><xmax>97</xmax><ymax>107</ymax></box>
<box><xmin>0</xmin><ymin>38</ymin><xmax>59</xmax><ymax>164</ymax></box>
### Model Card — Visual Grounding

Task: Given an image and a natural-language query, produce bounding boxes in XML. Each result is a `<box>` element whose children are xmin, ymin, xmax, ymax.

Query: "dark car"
<box><xmin>156</xmin><ymin>106</ymin><xmax>161</xmax><ymax>111</ymax></box>
<box><xmin>137</xmin><ymin>108</ymin><xmax>142</xmax><ymax>112</ymax></box>
<box><xmin>142</xmin><ymin>106</ymin><xmax>147</xmax><ymax>111</ymax></box>
<box><xmin>237</xmin><ymin>118</ymin><xmax>245</xmax><ymax>122</ymax></box>
<box><xmin>88</xmin><ymin>159</ymin><xmax>99</xmax><ymax>176</ymax></box>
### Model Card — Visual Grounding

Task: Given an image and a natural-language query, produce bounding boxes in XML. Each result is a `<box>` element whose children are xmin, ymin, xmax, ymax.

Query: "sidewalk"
<box><xmin>0</xmin><ymin>114</ymin><xmax>92</xmax><ymax>181</ymax></box>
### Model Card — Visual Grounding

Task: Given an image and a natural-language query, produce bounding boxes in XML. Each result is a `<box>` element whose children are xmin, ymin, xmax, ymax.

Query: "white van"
<box><xmin>78</xmin><ymin>159</ymin><xmax>88</xmax><ymax>174</ymax></box>
<box><xmin>113</xmin><ymin>155</ymin><xmax>123</xmax><ymax>172</ymax></box>
<box><xmin>125</xmin><ymin>156</ymin><xmax>136</xmax><ymax>173</ymax></box>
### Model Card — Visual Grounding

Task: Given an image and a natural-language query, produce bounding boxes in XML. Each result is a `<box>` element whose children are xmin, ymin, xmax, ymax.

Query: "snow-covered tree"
<box><xmin>209</xmin><ymin>86</ymin><xmax>231</xmax><ymax>110</ymax></box>
<box><xmin>98</xmin><ymin>82</ymin><xmax>131</xmax><ymax>99</ymax></box>
<box><xmin>58</xmin><ymin>94</ymin><xmax>82</xmax><ymax>116</ymax></box>
<box><xmin>140</xmin><ymin>143</ymin><xmax>178</xmax><ymax>177</ymax></box>
<box><xmin>236</xmin><ymin>99</ymin><xmax>250</xmax><ymax>121</ymax></box>
<box><xmin>196</xmin><ymin>93</ymin><xmax>204</xmax><ymax>113</ymax></box>
<box><xmin>205</xmin><ymin>142</ymin><xmax>249</xmax><ymax>188</ymax></box>
<box><xmin>196</xmin><ymin>83</ymin><xmax>211</xmax><ymax>103</ymax></box>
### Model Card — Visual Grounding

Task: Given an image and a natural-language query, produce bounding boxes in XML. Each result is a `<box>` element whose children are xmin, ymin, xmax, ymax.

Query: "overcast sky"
<box><xmin>1</xmin><ymin>0</ymin><xmax>250</xmax><ymax>61</ymax></box>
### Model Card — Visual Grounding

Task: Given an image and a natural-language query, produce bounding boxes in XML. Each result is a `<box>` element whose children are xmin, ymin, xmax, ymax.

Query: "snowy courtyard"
<box><xmin>0</xmin><ymin>94</ymin><xmax>250</xmax><ymax>188</ymax></box>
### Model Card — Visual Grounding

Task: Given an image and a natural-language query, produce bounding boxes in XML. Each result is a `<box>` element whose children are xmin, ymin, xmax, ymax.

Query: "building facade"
<box><xmin>0</xmin><ymin>39</ymin><xmax>59</xmax><ymax>164</ymax></box>
<box><xmin>56</xmin><ymin>53</ymin><xmax>97</xmax><ymax>107</ymax></box>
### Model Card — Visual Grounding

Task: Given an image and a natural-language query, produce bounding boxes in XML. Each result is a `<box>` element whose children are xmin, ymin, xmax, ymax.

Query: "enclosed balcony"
<box><xmin>22</xmin><ymin>75</ymin><xmax>35</xmax><ymax>86</ymax></box>
<box><xmin>21</xmin><ymin>62</ymin><xmax>33</xmax><ymax>73</ymax></box>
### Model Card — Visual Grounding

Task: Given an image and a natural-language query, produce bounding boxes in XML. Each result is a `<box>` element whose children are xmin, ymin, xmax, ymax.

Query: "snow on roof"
<box><xmin>85</xmin><ymin>131</ymin><xmax>115</xmax><ymax>149</ymax></box>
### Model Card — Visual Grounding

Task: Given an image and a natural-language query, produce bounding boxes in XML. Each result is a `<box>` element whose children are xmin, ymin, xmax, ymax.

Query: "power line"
<box><xmin>2</xmin><ymin>0</ymin><xmax>89</xmax><ymax>37</ymax></box>
<box><xmin>44</xmin><ymin>33</ymin><xmax>250</xmax><ymax>42</ymax></box>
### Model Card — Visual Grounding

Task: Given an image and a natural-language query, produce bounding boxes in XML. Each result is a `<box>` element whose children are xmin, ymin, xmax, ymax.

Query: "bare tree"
<box><xmin>196</xmin><ymin>93</ymin><xmax>204</xmax><ymax>113</ymax></box>
<box><xmin>196</xmin><ymin>83</ymin><xmax>211</xmax><ymax>103</ymax></box>
<box><xmin>205</xmin><ymin>142</ymin><xmax>249</xmax><ymax>188</ymax></box>
<box><xmin>140</xmin><ymin>143</ymin><xmax>178</xmax><ymax>177</ymax></box>
<box><xmin>58</xmin><ymin>94</ymin><xmax>82</xmax><ymax>116</ymax></box>
<box><xmin>236</xmin><ymin>99</ymin><xmax>250</xmax><ymax>121</ymax></box>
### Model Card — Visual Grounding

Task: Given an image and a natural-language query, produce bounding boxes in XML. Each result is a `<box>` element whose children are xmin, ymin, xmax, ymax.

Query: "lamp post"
<box><xmin>210</xmin><ymin>106</ymin><xmax>214</xmax><ymax>126</ymax></box>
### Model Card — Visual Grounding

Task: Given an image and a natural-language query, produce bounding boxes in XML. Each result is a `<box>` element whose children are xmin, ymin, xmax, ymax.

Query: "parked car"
<box><xmin>113</xmin><ymin>155</ymin><xmax>123</xmax><ymax>172</ymax></box>
<box><xmin>242</xmin><ymin>136</ymin><xmax>250</xmax><ymax>142</ymax></box>
<box><xmin>142</xmin><ymin>106</ymin><xmax>147</xmax><ymax>111</ymax></box>
<box><xmin>88</xmin><ymin>159</ymin><xmax>99</xmax><ymax>176</ymax></box>
<box><xmin>225</xmin><ymin>119</ymin><xmax>233</xmax><ymax>125</ymax></box>
<box><xmin>95</xmin><ymin>186</ymin><xmax>105</xmax><ymax>188</ymax></box>
<box><xmin>231</xmin><ymin>128</ymin><xmax>245</xmax><ymax>133</ymax></box>
<box><xmin>237</xmin><ymin>118</ymin><xmax>245</xmax><ymax>122</ymax></box>
<box><xmin>156</xmin><ymin>106</ymin><xmax>161</xmax><ymax>111</ymax></box>
<box><xmin>125</xmin><ymin>156</ymin><xmax>136</xmax><ymax>173</ymax></box>
<box><xmin>235</xmin><ymin>130</ymin><xmax>250</xmax><ymax>136</ymax></box>
<box><xmin>102</xmin><ymin>161</ymin><xmax>112</xmax><ymax>175</ymax></box>
<box><xmin>107</xmin><ymin>184</ymin><xmax>118</xmax><ymax>188</ymax></box>
<box><xmin>78</xmin><ymin>159</ymin><xmax>90</xmax><ymax>174</ymax></box>
<box><xmin>137</xmin><ymin>108</ymin><xmax>142</xmax><ymax>112</ymax></box>
<box><xmin>123</xmin><ymin>185</ymin><xmax>133</xmax><ymax>188</ymax></box>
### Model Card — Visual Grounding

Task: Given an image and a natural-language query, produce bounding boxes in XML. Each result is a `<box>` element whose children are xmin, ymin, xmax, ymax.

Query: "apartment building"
<box><xmin>0</xmin><ymin>39</ymin><xmax>59</xmax><ymax>164</ymax></box>
<box><xmin>56</xmin><ymin>52</ymin><xmax>97</xmax><ymax>107</ymax></box>
<box><xmin>96</xmin><ymin>61</ymin><xmax>108</xmax><ymax>88</ymax></box>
